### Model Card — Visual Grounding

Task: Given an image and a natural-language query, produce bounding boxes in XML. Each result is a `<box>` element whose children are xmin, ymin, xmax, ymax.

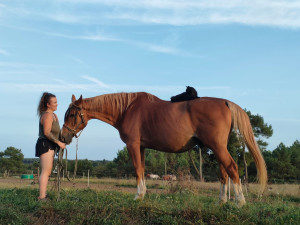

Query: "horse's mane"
<box><xmin>84</xmin><ymin>92</ymin><xmax>156</xmax><ymax>115</ymax></box>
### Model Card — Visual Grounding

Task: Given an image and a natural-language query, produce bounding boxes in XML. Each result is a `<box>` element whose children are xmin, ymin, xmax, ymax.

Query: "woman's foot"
<box><xmin>38</xmin><ymin>195</ymin><xmax>48</xmax><ymax>202</ymax></box>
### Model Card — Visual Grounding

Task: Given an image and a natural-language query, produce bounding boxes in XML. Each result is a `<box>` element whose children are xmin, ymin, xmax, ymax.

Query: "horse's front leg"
<box><xmin>127</xmin><ymin>142</ymin><xmax>146</xmax><ymax>200</ymax></box>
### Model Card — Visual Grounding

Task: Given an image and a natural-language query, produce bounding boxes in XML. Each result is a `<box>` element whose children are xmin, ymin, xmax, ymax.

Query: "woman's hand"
<box><xmin>57</xmin><ymin>141</ymin><xmax>66</xmax><ymax>150</ymax></box>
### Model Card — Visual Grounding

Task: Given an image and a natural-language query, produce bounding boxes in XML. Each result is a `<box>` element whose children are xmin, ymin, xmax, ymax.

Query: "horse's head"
<box><xmin>61</xmin><ymin>94</ymin><xmax>88</xmax><ymax>145</ymax></box>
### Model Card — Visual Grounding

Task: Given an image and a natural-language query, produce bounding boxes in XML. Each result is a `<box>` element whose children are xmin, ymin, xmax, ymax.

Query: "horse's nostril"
<box><xmin>61</xmin><ymin>136</ymin><xmax>68</xmax><ymax>144</ymax></box>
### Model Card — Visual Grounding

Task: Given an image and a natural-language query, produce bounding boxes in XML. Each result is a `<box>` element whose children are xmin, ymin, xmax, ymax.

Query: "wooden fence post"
<box><xmin>88</xmin><ymin>170</ymin><xmax>90</xmax><ymax>187</ymax></box>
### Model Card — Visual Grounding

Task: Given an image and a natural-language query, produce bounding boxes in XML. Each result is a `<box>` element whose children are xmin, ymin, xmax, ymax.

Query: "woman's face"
<box><xmin>47</xmin><ymin>97</ymin><xmax>58</xmax><ymax>112</ymax></box>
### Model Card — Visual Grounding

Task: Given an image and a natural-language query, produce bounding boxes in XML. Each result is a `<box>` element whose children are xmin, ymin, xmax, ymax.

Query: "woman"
<box><xmin>36</xmin><ymin>92</ymin><xmax>66</xmax><ymax>201</ymax></box>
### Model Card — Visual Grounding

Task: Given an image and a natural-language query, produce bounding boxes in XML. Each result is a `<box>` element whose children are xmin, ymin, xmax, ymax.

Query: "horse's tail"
<box><xmin>227</xmin><ymin>101</ymin><xmax>267</xmax><ymax>194</ymax></box>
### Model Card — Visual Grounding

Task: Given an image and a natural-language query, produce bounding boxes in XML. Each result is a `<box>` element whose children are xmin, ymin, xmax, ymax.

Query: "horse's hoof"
<box><xmin>134</xmin><ymin>194</ymin><xmax>144</xmax><ymax>201</ymax></box>
<box><xmin>236</xmin><ymin>199</ymin><xmax>246</xmax><ymax>208</ymax></box>
<box><xmin>218</xmin><ymin>199</ymin><xmax>227</xmax><ymax>206</ymax></box>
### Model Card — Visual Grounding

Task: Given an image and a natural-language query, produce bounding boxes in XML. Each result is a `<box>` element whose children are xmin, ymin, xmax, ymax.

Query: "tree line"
<box><xmin>1</xmin><ymin>110</ymin><xmax>299</xmax><ymax>183</ymax></box>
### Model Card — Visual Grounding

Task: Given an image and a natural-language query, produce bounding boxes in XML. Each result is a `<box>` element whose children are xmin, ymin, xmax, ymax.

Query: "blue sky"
<box><xmin>0</xmin><ymin>0</ymin><xmax>299</xmax><ymax>160</ymax></box>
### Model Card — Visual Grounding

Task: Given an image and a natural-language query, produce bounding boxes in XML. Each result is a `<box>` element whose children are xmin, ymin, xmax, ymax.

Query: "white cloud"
<box><xmin>0</xmin><ymin>61</ymin><xmax>50</xmax><ymax>68</ymax></box>
<box><xmin>139</xmin><ymin>43</ymin><xmax>202</xmax><ymax>57</ymax></box>
<box><xmin>146</xmin><ymin>44</ymin><xmax>179</xmax><ymax>54</ymax></box>
<box><xmin>44</xmin><ymin>32</ymin><xmax>119</xmax><ymax>42</ymax></box>
<box><xmin>47</xmin><ymin>13</ymin><xmax>83</xmax><ymax>24</ymax></box>
<box><xmin>58</xmin><ymin>0</ymin><xmax>300</xmax><ymax>11</ymax></box>
<box><xmin>2</xmin><ymin>0</ymin><xmax>300</xmax><ymax>28</ymax></box>
<box><xmin>0</xmin><ymin>82</ymin><xmax>85</xmax><ymax>92</ymax></box>
<box><xmin>0</xmin><ymin>48</ymin><xmax>10</xmax><ymax>56</ymax></box>
<box><xmin>52</xmin><ymin>0</ymin><xmax>300</xmax><ymax>28</ymax></box>
<box><xmin>80</xmin><ymin>34</ymin><xmax>119</xmax><ymax>41</ymax></box>
<box><xmin>70</xmin><ymin>57</ymin><xmax>84</xmax><ymax>64</ymax></box>
<box><xmin>40</xmin><ymin>29</ymin><xmax>192</xmax><ymax>56</ymax></box>
<box><xmin>132</xmin><ymin>41</ymin><xmax>180</xmax><ymax>55</ymax></box>
<box><xmin>3</xmin><ymin>1</ymin><xmax>298</xmax><ymax>57</ymax></box>
<box><xmin>0</xmin><ymin>75</ymin><xmax>230</xmax><ymax>95</ymax></box>
<box><xmin>81</xmin><ymin>75</ymin><xmax>110</xmax><ymax>88</ymax></box>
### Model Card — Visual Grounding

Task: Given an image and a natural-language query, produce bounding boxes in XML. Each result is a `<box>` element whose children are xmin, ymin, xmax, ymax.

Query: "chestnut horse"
<box><xmin>61</xmin><ymin>92</ymin><xmax>267</xmax><ymax>207</ymax></box>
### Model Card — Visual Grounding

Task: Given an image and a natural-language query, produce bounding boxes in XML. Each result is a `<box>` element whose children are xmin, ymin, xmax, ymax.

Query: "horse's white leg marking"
<box><xmin>232</xmin><ymin>180</ymin><xmax>246</xmax><ymax>207</ymax></box>
<box><xmin>134</xmin><ymin>178</ymin><xmax>147</xmax><ymax>200</ymax></box>
<box><xmin>219</xmin><ymin>182</ymin><xmax>228</xmax><ymax>204</ymax></box>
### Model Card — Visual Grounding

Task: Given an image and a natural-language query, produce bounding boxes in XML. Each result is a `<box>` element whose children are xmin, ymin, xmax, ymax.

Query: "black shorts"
<box><xmin>35</xmin><ymin>138</ymin><xmax>59</xmax><ymax>157</ymax></box>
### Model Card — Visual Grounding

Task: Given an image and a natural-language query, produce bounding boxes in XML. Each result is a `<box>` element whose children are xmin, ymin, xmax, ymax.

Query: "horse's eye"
<box><xmin>69</xmin><ymin>114</ymin><xmax>75</xmax><ymax>118</ymax></box>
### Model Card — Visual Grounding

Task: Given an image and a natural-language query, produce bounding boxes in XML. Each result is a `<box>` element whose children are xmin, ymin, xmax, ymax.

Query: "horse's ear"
<box><xmin>77</xmin><ymin>95</ymin><xmax>83</xmax><ymax>105</ymax></box>
<box><xmin>72</xmin><ymin>94</ymin><xmax>76</xmax><ymax>103</ymax></box>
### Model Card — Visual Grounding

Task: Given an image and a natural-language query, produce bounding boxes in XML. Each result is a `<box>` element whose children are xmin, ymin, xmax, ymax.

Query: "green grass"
<box><xmin>0</xmin><ymin>188</ymin><xmax>299</xmax><ymax>225</ymax></box>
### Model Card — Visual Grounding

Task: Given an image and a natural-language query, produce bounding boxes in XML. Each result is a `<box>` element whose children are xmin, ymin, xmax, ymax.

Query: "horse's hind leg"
<box><xmin>140</xmin><ymin>148</ymin><xmax>147</xmax><ymax>197</ymax></box>
<box><xmin>219</xmin><ymin>163</ymin><xmax>228</xmax><ymax>204</ymax></box>
<box><xmin>127</xmin><ymin>142</ymin><xmax>146</xmax><ymax>200</ymax></box>
<box><xmin>214</xmin><ymin>146</ymin><xmax>246</xmax><ymax>207</ymax></box>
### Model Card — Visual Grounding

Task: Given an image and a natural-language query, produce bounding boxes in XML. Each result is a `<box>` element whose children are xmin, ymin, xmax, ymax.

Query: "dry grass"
<box><xmin>0</xmin><ymin>177</ymin><xmax>36</xmax><ymax>189</ymax></box>
<box><xmin>1</xmin><ymin>177</ymin><xmax>299</xmax><ymax>197</ymax></box>
<box><xmin>264</xmin><ymin>183</ymin><xmax>300</xmax><ymax>196</ymax></box>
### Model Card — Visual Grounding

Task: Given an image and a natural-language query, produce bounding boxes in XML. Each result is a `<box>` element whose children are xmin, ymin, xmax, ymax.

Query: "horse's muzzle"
<box><xmin>60</xmin><ymin>131</ymin><xmax>73</xmax><ymax>145</ymax></box>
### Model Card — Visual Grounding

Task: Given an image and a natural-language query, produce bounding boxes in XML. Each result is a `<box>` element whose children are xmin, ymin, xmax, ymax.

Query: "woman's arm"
<box><xmin>41</xmin><ymin>113</ymin><xmax>66</xmax><ymax>149</ymax></box>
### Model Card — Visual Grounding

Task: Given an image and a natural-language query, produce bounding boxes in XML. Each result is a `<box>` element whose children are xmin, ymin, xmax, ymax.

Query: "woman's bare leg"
<box><xmin>39</xmin><ymin>150</ymin><xmax>54</xmax><ymax>199</ymax></box>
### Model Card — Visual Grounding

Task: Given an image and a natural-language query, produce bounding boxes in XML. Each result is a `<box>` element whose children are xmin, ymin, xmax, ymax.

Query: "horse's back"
<box><xmin>120</xmin><ymin>93</ymin><xmax>232</xmax><ymax>151</ymax></box>
<box><xmin>135</xmin><ymin>94</ymin><xmax>232</xmax><ymax>130</ymax></box>
<box><xmin>188</xmin><ymin>97</ymin><xmax>232</xmax><ymax>125</ymax></box>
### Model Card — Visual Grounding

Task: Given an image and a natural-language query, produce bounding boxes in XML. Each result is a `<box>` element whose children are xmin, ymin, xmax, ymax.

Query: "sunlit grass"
<box><xmin>1</xmin><ymin>176</ymin><xmax>299</xmax><ymax>197</ymax></box>
<box><xmin>0</xmin><ymin>186</ymin><xmax>299</xmax><ymax>225</ymax></box>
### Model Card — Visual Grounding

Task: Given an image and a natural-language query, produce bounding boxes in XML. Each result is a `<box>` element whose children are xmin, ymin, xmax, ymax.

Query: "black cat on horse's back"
<box><xmin>170</xmin><ymin>86</ymin><xmax>199</xmax><ymax>102</ymax></box>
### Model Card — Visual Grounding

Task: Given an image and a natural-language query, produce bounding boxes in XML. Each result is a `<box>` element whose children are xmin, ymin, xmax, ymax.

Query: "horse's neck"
<box><xmin>82</xmin><ymin>98</ymin><xmax>118</xmax><ymax>127</ymax></box>
<box><xmin>83</xmin><ymin>93</ymin><xmax>140</xmax><ymax>127</ymax></box>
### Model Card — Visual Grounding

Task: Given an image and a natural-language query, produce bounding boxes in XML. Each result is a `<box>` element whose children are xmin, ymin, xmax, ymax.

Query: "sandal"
<box><xmin>38</xmin><ymin>196</ymin><xmax>48</xmax><ymax>202</ymax></box>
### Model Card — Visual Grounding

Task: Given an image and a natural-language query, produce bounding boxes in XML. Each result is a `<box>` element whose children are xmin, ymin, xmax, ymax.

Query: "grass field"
<box><xmin>0</xmin><ymin>177</ymin><xmax>299</xmax><ymax>224</ymax></box>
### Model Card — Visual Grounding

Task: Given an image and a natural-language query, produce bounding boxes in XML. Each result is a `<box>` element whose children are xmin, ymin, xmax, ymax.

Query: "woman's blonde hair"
<box><xmin>37</xmin><ymin>92</ymin><xmax>56</xmax><ymax>117</ymax></box>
